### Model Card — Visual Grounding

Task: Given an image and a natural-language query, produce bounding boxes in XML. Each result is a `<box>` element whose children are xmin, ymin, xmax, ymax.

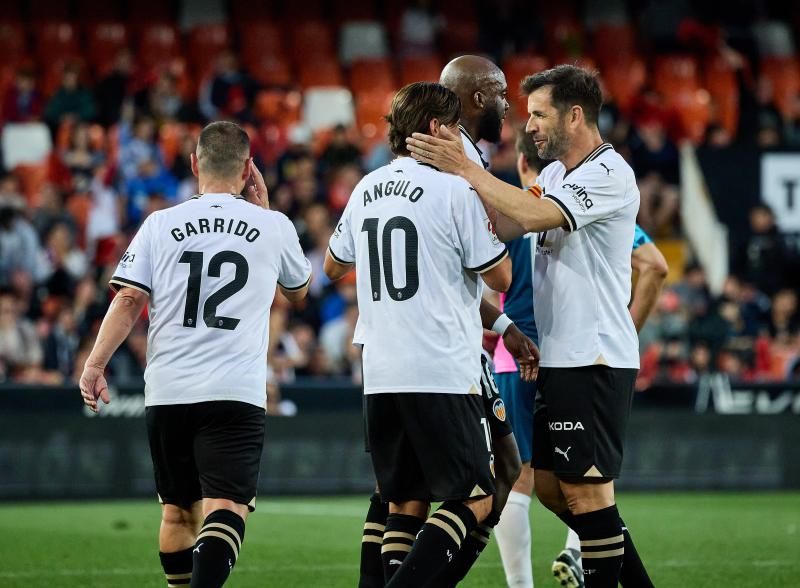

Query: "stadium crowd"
<box><xmin>0</xmin><ymin>0</ymin><xmax>799</xmax><ymax>388</ymax></box>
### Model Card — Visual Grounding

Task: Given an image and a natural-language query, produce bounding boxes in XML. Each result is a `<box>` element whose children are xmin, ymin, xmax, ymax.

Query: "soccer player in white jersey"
<box><xmin>407</xmin><ymin>65</ymin><xmax>653</xmax><ymax>588</ymax></box>
<box><xmin>78</xmin><ymin>121</ymin><xmax>311</xmax><ymax>588</ymax></box>
<box><xmin>324</xmin><ymin>82</ymin><xmax>512</xmax><ymax>587</ymax></box>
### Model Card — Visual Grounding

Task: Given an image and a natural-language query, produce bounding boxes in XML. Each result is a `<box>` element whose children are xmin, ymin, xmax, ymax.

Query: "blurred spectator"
<box><xmin>199</xmin><ymin>50</ymin><xmax>257</xmax><ymax>123</ymax></box>
<box><xmin>768</xmin><ymin>289</ymin><xmax>799</xmax><ymax>342</ymax></box>
<box><xmin>119</xmin><ymin>111</ymin><xmax>178</xmax><ymax>225</ymax></box>
<box><xmin>43</xmin><ymin>63</ymin><xmax>96</xmax><ymax>131</ymax></box>
<box><xmin>688</xmin><ymin>340</ymin><xmax>713</xmax><ymax>380</ymax></box>
<box><xmin>42</xmin><ymin>221</ymin><xmax>88</xmax><ymax>290</ymax></box>
<box><xmin>1</xmin><ymin>67</ymin><xmax>43</xmax><ymax>123</ymax></box>
<box><xmin>319</xmin><ymin>125</ymin><xmax>362</xmax><ymax>173</ymax></box>
<box><xmin>171</xmin><ymin>131</ymin><xmax>200</xmax><ymax>202</ymax></box>
<box><xmin>135</xmin><ymin>72</ymin><xmax>190</xmax><ymax>124</ymax></box>
<box><xmin>43</xmin><ymin>305</ymin><xmax>80</xmax><ymax>382</ymax></box>
<box><xmin>94</xmin><ymin>49</ymin><xmax>134</xmax><ymax>126</ymax></box>
<box><xmin>0</xmin><ymin>189</ymin><xmax>47</xmax><ymax>292</ymax></box>
<box><xmin>628</xmin><ymin>116</ymin><xmax>680</xmax><ymax>236</ymax></box>
<box><xmin>400</xmin><ymin>0</ymin><xmax>443</xmax><ymax>57</ymax></box>
<box><xmin>732</xmin><ymin>204</ymin><xmax>793</xmax><ymax>296</ymax></box>
<box><xmin>319</xmin><ymin>302</ymin><xmax>358</xmax><ymax>374</ymax></box>
<box><xmin>32</xmin><ymin>182</ymin><xmax>76</xmax><ymax>241</ymax></box>
<box><xmin>0</xmin><ymin>289</ymin><xmax>43</xmax><ymax>381</ymax></box>
<box><xmin>60</xmin><ymin>122</ymin><xmax>105</xmax><ymax>192</ymax></box>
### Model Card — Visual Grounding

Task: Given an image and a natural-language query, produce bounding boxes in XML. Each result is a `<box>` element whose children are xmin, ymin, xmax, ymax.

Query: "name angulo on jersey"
<box><xmin>562</xmin><ymin>182</ymin><xmax>593</xmax><ymax>212</ymax></box>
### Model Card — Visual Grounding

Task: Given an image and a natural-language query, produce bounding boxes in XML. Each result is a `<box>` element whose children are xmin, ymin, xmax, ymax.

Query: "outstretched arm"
<box><xmin>406</xmin><ymin>127</ymin><xmax>566</xmax><ymax>233</ymax></box>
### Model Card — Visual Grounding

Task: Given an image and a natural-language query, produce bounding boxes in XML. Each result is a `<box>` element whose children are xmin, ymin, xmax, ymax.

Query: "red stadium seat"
<box><xmin>592</xmin><ymin>23</ymin><xmax>638</xmax><ymax>67</ymax></box>
<box><xmin>239</xmin><ymin>21</ymin><xmax>285</xmax><ymax>68</ymax></box>
<box><xmin>127</xmin><ymin>0</ymin><xmax>174</xmax><ymax>25</ymax></box>
<box><xmin>0</xmin><ymin>2</ymin><xmax>21</xmax><ymax>19</ymax></box>
<box><xmin>671</xmin><ymin>88</ymin><xmax>711</xmax><ymax>144</ymax></box>
<box><xmin>761</xmin><ymin>56</ymin><xmax>800</xmax><ymax>118</ymax></box>
<box><xmin>334</xmin><ymin>0</ymin><xmax>376</xmax><ymax>24</ymax></box>
<box><xmin>229</xmin><ymin>0</ymin><xmax>276</xmax><ymax>26</ymax></box>
<box><xmin>285</xmin><ymin>0</ymin><xmax>325</xmax><ymax>25</ymax></box>
<box><xmin>28</xmin><ymin>0</ymin><xmax>70</xmax><ymax>22</ymax></box>
<box><xmin>75</xmin><ymin>0</ymin><xmax>122</xmax><ymax>21</ymax></box>
<box><xmin>40</xmin><ymin>57</ymin><xmax>90</xmax><ymax>98</ymax></box>
<box><xmin>437</xmin><ymin>0</ymin><xmax>476</xmax><ymax>21</ymax></box>
<box><xmin>600</xmin><ymin>56</ymin><xmax>646</xmax><ymax>112</ymax></box>
<box><xmin>355</xmin><ymin>89</ymin><xmax>393</xmax><ymax>146</ymax></box>
<box><xmin>247</xmin><ymin>54</ymin><xmax>292</xmax><ymax>87</ymax></box>
<box><xmin>399</xmin><ymin>56</ymin><xmax>443</xmax><ymax>85</ymax></box>
<box><xmin>545</xmin><ymin>17</ymin><xmax>586</xmax><ymax>63</ymax></box>
<box><xmin>85</xmin><ymin>21</ymin><xmax>129</xmax><ymax>76</ymax></box>
<box><xmin>34</xmin><ymin>21</ymin><xmax>79</xmax><ymax>63</ymax></box>
<box><xmin>137</xmin><ymin>23</ymin><xmax>181</xmax><ymax>69</ymax></box>
<box><xmin>299</xmin><ymin>58</ymin><xmax>343</xmax><ymax>88</ymax></box>
<box><xmin>0</xmin><ymin>21</ymin><xmax>26</xmax><ymax>66</ymax></box>
<box><xmin>503</xmin><ymin>54</ymin><xmax>549</xmax><ymax>117</ymax></box>
<box><xmin>254</xmin><ymin>89</ymin><xmax>302</xmax><ymax>123</ymax></box>
<box><xmin>187</xmin><ymin>24</ymin><xmax>231</xmax><ymax>76</ymax></box>
<box><xmin>350</xmin><ymin>59</ymin><xmax>396</xmax><ymax>94</ymax></box>
<box><xmin>439</xmin><ymin>20</ymin><xmax>479</xmax><ymax>56</ymax></box>
<box><xmin>654</xmin><ymin>55</ymin><xmax>700</xmax><ymax>97</ymax></box>
<box><xmin>703</xmin><ymin>54</ymin><xmax>739</xmax><ymax>136</ymax></box>
<box><xmin>13</xmin><ymin>162</ymin><xmax>49</xmax><ymax>207</ymax></box>
<box><xmin>291</xmin><ymin>21</ymin><xmax>334</xmax><ymax>65</ymax></box>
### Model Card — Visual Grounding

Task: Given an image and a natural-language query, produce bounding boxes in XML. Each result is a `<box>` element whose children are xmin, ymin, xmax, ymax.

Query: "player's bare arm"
<box><xmin>323</xmin><ymin>249</ymin><xmax>353</xmax><ymax>281</ymax></box>
<box><xmin>476</xmin><ymin>254</ymin><xmax>512</xmax><ymax>292</ymax></box>
<box><xmin>406</xmin><ymin>126</ymin><xmax>567</xmax><ymax>234</ymax></box>
<box><xmin>79</xmin><ymin>286</ymin><xmax>148</xmax><ymax>413</ymax></box>
<box><xmin>479</xmin><ymin>299</ymin><xmax>539</xmax><ymax>381</ymax></box>
<box><xmin>630</xmin><ymin>242</ymin><xmax>669</xmax><ymax>332</ymax></box>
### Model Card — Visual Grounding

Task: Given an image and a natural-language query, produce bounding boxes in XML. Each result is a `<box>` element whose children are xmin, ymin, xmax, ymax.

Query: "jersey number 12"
<box><xmin>361</xmin><ymin>216</ymin><xmax>419</xmax><ymax>301</ymax></box>
<box><xmin>178</xmin><ymin>250</ymin><xmax>248</xmax><ymax>330</ymax></box>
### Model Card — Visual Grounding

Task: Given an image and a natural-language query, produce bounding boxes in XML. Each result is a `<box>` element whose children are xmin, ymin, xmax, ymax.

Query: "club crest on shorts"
<box><xmin>492</xmin><ymin>398</ymin><xmax>506</xmax><ymax>421</ymax></box>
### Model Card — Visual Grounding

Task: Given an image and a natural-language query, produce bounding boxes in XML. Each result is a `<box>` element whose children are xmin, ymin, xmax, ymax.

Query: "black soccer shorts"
<box><xmin>366</xmin><ymin>392</ymin><xmax>496</xmax><ymax>503</ymax></box>
<box><xmin>531</xmin><ymin>365</ymin><xmax>637</xmax><ymax>479</ymax></box>
<box><xmin>480</xmin><ymin>354</ymin><xmax>513</xmax><ymax>439</ymax></box>
<box><xmin>146</xmin><ymin>400</ymin><xmax>266</xmax><ymax>511</ymax></box>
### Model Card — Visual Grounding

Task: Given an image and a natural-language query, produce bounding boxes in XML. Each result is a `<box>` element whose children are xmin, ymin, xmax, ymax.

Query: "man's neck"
<box><xmin>198</xmin><ymin>179</ymin><xmax>242</xmax><ymax>195</ymax></box>
<box><xmin>459</xmin><ymin>119</ymin><xmax>481</xmax><ymax>144</ymax></box>
<box><xmin>559</xmin><ymin>129</ymin><xmax>604</xmax><ymax>172</ymax></box>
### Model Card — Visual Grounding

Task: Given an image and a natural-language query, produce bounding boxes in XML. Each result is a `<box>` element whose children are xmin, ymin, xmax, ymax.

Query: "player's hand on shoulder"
<box><xmin>79</xmin><ymin>364</ymin><xmax>111</xmax><ymax>413</ymax></box>
<box><xmin>502</xmin><ymin>324</ymin><xmax>539</xmax><ymax>382</ymax></box>
<box><xmin>406</xmin><ymin>125</ymin><xmax>469</xmax><ymax>176</ymax></box>
<box><xmin>243</xmin><ymin>158</ymin><xmax>269</xmax><ymax>209</ymax></box>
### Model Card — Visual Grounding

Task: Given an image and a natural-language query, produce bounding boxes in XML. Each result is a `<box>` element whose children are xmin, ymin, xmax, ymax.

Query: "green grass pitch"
<box><xmin>0</xmin><ymin>493</ymin><xmax>797</xmax><ymax>587</ymax></box>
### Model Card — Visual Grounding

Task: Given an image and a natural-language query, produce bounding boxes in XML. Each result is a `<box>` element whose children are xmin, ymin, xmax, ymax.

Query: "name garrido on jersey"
<box><xmin>169</xmin><ymin>217</ymin><xmax>262</xmax><ymax>243</ymax></box>
<box><xmin>362</xmin><ymin>178</ymin><xmax>424</xmax><ymax>206</ymax></box>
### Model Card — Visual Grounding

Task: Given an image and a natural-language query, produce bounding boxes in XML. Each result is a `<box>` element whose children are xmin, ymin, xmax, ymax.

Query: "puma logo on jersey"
<box><xmin>555</xmin><ymin>446</ymin><xmax>572</xmax><ymax>461</ymax></box>
<box><xmin>210</xmin><ymin>204</ymin><xmax>223</xmax><ymax>208</ymax></box>
<box><xmin>599</xmin><ymin>163</ymin><xmax>613</xmax><ymax>175</ymax></box>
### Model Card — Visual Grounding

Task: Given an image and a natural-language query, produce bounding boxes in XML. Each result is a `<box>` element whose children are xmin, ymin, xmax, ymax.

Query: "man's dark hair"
<box><xmin>196</xmin><ymin>121</ymin><xmax>250</xmax><ymax>179</ymax></box>
<box><xmin>386</xmin><ymin>82</ymin><xmax>461</xmax><ymax>156</ymax></box>
<box><xmin>515</xmin><ymin>128</ymin><xmax>547</xmax><ymax>173</ymax></box>
<box><xmin>521</xmin><ymin>65</ymin><xmax>602</xmax><ymax>125</ymax></box>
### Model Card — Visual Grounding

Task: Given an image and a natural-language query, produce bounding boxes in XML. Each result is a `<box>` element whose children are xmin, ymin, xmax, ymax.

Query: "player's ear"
<box><xmin>242</xmin><ymin>156</ymin><xmax>252</xmax><ymax>181</ymax></box>
<box><xmin>429</xmin><ymin>117</ymin><xmax>441</xmax><ymax>136</ymax></box>
<box><xmin>190</xmin><ymin>153</ymin><xmax>200</xmax><ymax>178</ymax></box>
<box><xmin>570</xmin><ymin>105</ymin><xmax>582</xmax><ymax>128</ymax></box>
<box><xmin>516</xmin><ymin>152</ymin><xmax>528</xmax><ymax>178</ymax></box>
<box><xmin>473</xmin><ymin>91</ymin><xmax>484</xmax><ymax>109</ymax></box>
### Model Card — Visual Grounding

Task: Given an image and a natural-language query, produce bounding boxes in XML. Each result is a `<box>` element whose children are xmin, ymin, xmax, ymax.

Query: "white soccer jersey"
<box><xmin>533</xmin><ymin>143</ymin><xmax>640</xmax><ymax>369</ymax></box>
<box><xmin>329</xmin><ymin>156</ymin><xmax>507</xmax><ymax>394</ymax></box>
<box><xmin>461</xmin><ymin>125</ymin><xmax>488</xmax><ymax>169</ymax></box>
<box><xmin>110</xmin><ymin>194</ymin><xmax>311</xmax><ymax>407</ymax></box>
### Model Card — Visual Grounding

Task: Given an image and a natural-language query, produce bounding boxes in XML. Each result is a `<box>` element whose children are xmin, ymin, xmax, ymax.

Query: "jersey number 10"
<box><xmin>178</xmin><ymin>250</ymin><xmax>248</xmax><ymax>330</ymax></box>
<box><xmin>361</xmin><ymin>216</ymin><xmax>419</xmax><ymax>302</ymax></box>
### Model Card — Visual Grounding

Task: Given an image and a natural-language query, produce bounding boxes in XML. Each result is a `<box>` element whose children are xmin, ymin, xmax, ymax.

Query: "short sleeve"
<box><xmin>277</xmin><ymin>214</ymin><xmax>312</xmax><ymax>290</ymax></box>
<box><xmin>542</xmin><ymin>164</ymin><xmax>630</xmax><ymax>232</ymax></box>
<box><xmin>109</xmin><ymin>216</ymin><xmax>154</xmax><ymax>295</ymax></box>
<box><xmin>328</xmin><ymin>197</ymin><xmax>356</xmax><ymax>265</ymax></box>
<box><xmin>452</xmin><ymin>182</ymin><xmax>508</xmax><ymax>273</ymax></box>
<box><xmin>632</xmin><ymin>224</ymin><xmax>653</xmax><ymax>250</ymax></box>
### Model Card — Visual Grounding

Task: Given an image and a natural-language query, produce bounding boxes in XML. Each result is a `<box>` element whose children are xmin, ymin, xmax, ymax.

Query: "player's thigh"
<box><xmin>193</xmin><ymin>401</ymin><xmax>266</xmax><ymax>512</ymax></box>
<box><xmin>546</xmin><ymin>366</ymin><xmax>636</xmax><ymax>480</ymax></box>
<box><xmin>146</xmin><ymin>404</ymin><xmax>202</xmax><ymax>508</ymax></box>
<box><xmin>366</xmin><ymin>393</ymin><xmax>427</xmax><ymax>503</ymax></box>
<box><xmin>530</xmin><ymin>369</ymin><xmax>555</xmax><ymax>472</ymax></box>
<box><xmin>495</xmin><ymin>371</ymin><xmax>536</xmax><ymax>464</ymax></box>
<box><xmin>405</xmin><ymin>393</ymin><xmax>496</xmax><ymax>503</ymax></box>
